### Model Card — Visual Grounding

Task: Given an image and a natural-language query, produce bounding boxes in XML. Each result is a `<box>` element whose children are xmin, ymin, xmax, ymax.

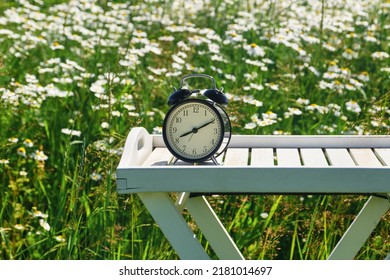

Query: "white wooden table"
<box><xmin>116</xmin><ymin>127</ymin><xmax>390</xmax><ymax>260</ymax></box>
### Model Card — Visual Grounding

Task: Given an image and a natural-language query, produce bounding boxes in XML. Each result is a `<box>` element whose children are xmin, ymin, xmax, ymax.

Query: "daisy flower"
<box><xmin>17</xmin><ymin>147</ymin><xmax>26</xmax><ymax>157</ymax></box>
<box><xmin>244</xmin><ymin>43</ymin><xmax>265</xmax><ymax>57</ymax></box>
<box><xmin>8</xmin><ymin>137</ymin><xmax>19</xmax><ymax>143</ymax></box>
<box><xmin>61</xmin><ymin>128</ymin><xmax>81</xmax><ymax>137</ymax></box>
<box><xmin>23</xmin><ymin>139</ymin><xmax>34</xmax><ymax>147</ymax></box>
<box><xmin>90</xmin><ymin>172</ymin><xmax>102</xmax><ymax>181</ymax></box>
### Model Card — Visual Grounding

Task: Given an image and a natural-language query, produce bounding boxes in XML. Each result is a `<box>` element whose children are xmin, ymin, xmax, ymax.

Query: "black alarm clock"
<box><xmin>162</xmin><ymin>74</ymin><xmax>231</xmax><ymax>165</ymax></box>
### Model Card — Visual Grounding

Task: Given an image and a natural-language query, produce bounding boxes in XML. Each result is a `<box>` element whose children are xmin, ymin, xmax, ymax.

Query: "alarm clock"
<box><xmin>162</xmin><ymin>74</ymin><xmax>231</xmax><ymax>165</ymax></box>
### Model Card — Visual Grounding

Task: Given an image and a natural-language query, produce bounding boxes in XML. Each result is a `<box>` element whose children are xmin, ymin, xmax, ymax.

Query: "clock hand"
<box><xmin>196</xmin><ymin>118</ymin><xmax>215</xmax><ymax>130</ymax></box>
<box><xmin>179</xmin><ymin>119</ymin><xmax>215</xmax><ymax>138</ymax></box>
<box><xmin>179</xmin><ymin>128</ymin><xmax>196</xmax><ymax>138</ymax></box>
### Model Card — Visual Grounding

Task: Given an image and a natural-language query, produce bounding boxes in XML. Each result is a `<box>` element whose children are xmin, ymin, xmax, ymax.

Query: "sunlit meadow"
<box><xmin>0</xmin><ymin>0</ymin><xmax>389</xmax><ymax>260</ymax></box>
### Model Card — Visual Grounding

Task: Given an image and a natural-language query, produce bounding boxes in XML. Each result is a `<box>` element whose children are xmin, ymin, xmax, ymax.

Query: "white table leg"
<box><xmin>328</xmin><ymin>195</ymin><xmax>390</xmax><ymax>260</ymax></box>
<box><xmin>186</xmin><ymin>196</ymin><xmax>244</xmax><ymax>260</ymax></box>
<box><xmin>138</xmin><ymin>192</ymin><xmax>210</xmax><ymax>260</ymax></box>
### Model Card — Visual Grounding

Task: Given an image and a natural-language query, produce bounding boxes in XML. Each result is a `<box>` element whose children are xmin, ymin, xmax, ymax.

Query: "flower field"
<box><xmin>0</xmin><ymin>0</ymin><xmax>389</xmax><ymax>259</ymax></box>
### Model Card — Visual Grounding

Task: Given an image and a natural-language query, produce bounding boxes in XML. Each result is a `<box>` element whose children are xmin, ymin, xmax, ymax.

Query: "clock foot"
<box><xmin>168</xmin><ymin>157</ymin><xmax>179</xmax><ymax>165</ymax></box>
<box><xmin>210</xmin><ymin>156</ymin><xmax>219</xmax><ymax>165</ymax></box>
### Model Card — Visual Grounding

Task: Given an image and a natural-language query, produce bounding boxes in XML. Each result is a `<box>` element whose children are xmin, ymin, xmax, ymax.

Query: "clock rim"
<box><xmin>162</xmin><ymin>99</ymin><xmax>225</xmax><ymax>163</ymax></box>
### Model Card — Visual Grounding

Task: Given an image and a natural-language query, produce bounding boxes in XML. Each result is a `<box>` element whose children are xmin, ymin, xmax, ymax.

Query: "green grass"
<box><xmin>0</xmin><ymin>0</ymin><xmax>389</xmax><ymax>260</ymax></box>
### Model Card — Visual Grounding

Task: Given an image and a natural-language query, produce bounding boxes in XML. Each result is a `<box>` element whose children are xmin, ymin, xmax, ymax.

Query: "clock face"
<box><xmin>163</xmin><ymin>99</ymin><xmax>224</xmax><ymax>163</ymax></box>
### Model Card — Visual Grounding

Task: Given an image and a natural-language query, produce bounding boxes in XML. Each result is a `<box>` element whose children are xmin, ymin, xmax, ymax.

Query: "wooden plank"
<box><xmin>328</xmin><ymin>196</ymin><xmax>390</xmax><ymax>260</ymax></box>
<box><xmin>276</xmin><ymin>148</ymin><xmax>301</xmax><ymax>167</ymax></box>
<box><xmin>325</xmin><ymin>149</ymin><xmax>356</xmax><ymax>167</ymax></box>
<box><xmin>186</xmin><ymin>196</ymin><xmax>244</xmax><ymax>260</ymax></box>
<box><xmin>250</xmin><ymin>148</ymin><xmax>274</xmax><ymax>166</ymax></box>
<box><xmin>138</xmin><ymin>192</ymin><xmax>210</xmax><ymax>260</ymax></box>
<box><xmin>300</xmin><ymin>148</ymin><xmax>329</xmax><ymax>167</ymax></box>
<box><xmin>116</xmin><ymin>167</ymin><xmax>390</xmax><ymax>194</ymax></box>
<box><xmin>143</xmin><ymin>148</ymin><xmax>172</xmax><ymax>166</ymax></box>
<box><xmin>117</xmin><ymin>127</ymin><xmax>153</xmax><ymax>167</ymax></box>
<box><xmin>152</xmin><ymin>134</ymin><xmax>390</xmax><ymax>148</ymax></box>
<box><xmin>223</xmin><ymin>148</ymin><xmax>249</xmax><ymax>166</ymax></box>
<box><xmin>117</xmin><ymin>127</ymin><xmax>153</xmax><ymax>191</ymax></box>
<box><xmin>349</xmin><ymin>149</ymin><xmax>382</xmax><ymax>167</ymax></box>
<box><xmin>374</xmin><ymin>149</ymin><xmax>390</xmax><ymax>166</ymax></box>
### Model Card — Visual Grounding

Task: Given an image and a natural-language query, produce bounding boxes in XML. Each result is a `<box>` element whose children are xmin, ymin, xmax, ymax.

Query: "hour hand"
<box><xmin>179</xmin><ymin>129</ymin><xmax>195</xmax><ymax>138</ymax></box>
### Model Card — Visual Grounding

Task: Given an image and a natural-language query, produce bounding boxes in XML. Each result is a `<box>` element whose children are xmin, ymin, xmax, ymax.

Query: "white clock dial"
<box><xmin>163</xmin><ymin>99</ymin><xmax>224</xmax><ymax>162</ymax></box>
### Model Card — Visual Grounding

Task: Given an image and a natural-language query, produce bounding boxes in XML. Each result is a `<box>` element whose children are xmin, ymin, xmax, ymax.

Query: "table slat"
<box><xmin>374</xmin><ymin>149</ymin><xmax>390</xmax><ymax>166</ymax></box>
<box><xmin>300</xmin><ymin>148</ymin><xmax>329</xmax><ymax>167</ymax></box>
<box><xmin>223</xmin><ymin>148</ymin><xmax>249</xmax><ymax>166</ymax></box>
<box><xmin>325</xmin><ymin>149</ymin><xmax>356</xmax><ymax>167</ymax></box>
<box><xmin>349</xmin><ymin>149</ymin><xmax>382</xmax><ymax>167</ymax></box>
<box><xmin>220</xmin><ymin>135</ymin><xmax>390</xmax><ymax>148</ymax></box>
<box><xmin>276</xmin><ymin>149</ymin><xmax>301</xmax><ymax>166</ymax></box>
<box><xmin>250</xmin><ymin>148</ymin><xmax>274</xmax><ymax>166</ymax></box>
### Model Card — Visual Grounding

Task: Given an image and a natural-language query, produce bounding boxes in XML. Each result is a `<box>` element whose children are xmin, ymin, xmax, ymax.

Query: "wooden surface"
<box><xmin>116</xmin><ymin>128</ymin><xmax>390</xmax><ymax>194</ymax></box>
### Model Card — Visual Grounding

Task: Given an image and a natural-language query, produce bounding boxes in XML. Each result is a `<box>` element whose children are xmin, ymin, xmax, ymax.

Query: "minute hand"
<box><xmin>179</xmin><ymin>118</ymin><xmax>216</xmax><ymax>138</ymax></box>
<box><xmin>196</xmin><ymin>118</ymin><xmax>215</xmax><ymax>130</ymax></box>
